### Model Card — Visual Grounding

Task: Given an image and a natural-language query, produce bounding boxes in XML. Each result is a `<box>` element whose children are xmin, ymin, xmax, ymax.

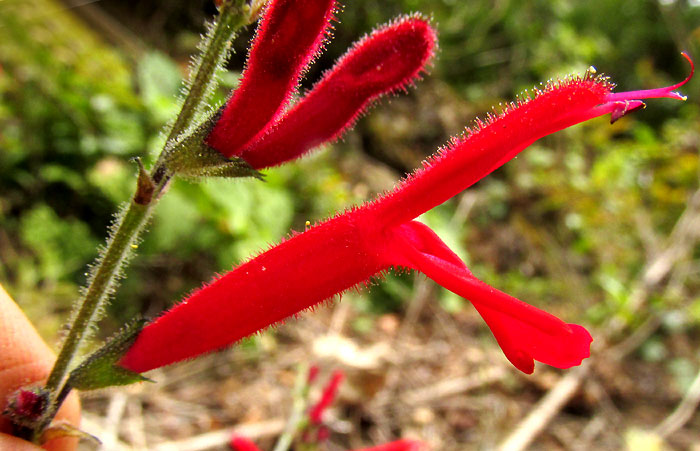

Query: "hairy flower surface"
<box><xmin>206</xmin><ymin>0</ymin><xmax>435</xmax><ymax>168</ymax></box>
<box><xmin>120</xmin><ymin>56</ymin><xmax>691</xmax><ymax>375</ymax></box>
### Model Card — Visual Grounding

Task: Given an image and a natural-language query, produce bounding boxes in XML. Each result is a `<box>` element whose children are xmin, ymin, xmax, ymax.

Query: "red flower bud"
<box><xmin>207</xmin><ymin>0</ymin><xmax>337</xmax><ymax>157</ymax></box>
<box><xmin>206</xmin><ymin>0</ymin><xmax>436</xmax><ymax>170</ymax></box>
<box><xmin>239</xmin><ymin>15</ymin><xmax>436</xmax><ymax>169</ymax></box>
<box><xmin>307</xmin><ymin>364</ymin><xmax>320</xmax><ymax>384</ymax></box>
<box><xmin>3</xmin><ymin>388</ymin><xmax>49</xmax><ymax>427</ymax></box>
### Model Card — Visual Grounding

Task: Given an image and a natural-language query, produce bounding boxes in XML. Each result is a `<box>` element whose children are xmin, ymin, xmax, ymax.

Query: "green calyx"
<box><xmin>66</xmin><ymin>319</ymin><xmax>151</xmax><ymax>391</ymax></box>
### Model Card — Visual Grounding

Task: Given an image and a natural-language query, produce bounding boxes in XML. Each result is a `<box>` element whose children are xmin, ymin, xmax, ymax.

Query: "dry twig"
<box><xmin>654</xmin><ymin>367</ymin><xmax>700</xmax><ymax>438</ymax></box>
<box><xmin>402</xmin><ymin>366</ymin><xmax>506</xmax><ymax>405</ymax></box>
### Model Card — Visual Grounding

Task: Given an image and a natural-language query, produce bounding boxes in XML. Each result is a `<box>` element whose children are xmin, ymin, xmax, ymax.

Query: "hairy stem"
<box><xmin>160</xmin><ymin>0</ymin><xmax>248</xmax><ymax>157</ymax></box>
<box><xmin>31</xmin><ymin>1</ymin><xmax>250</xmax><ymax>442</ymax></box>
<box><xmin>34</xmin><ymin>200</ymin><xmax>152</xmax><ymax>441</ymax></box>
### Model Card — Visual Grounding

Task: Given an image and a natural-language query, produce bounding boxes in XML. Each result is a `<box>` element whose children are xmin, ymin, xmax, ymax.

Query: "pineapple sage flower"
<box><xmin>120</xmin><ymin>51</ymin><xmax>692</xmax><ymax>375</ymax></box>
<box><xmin>119</xmin><ymin>0</ymin><xmax>693</xmax><ymax>375</ymax></box>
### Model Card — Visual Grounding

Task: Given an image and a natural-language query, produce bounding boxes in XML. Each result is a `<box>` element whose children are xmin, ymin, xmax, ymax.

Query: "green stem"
<box><xmin>44</xmin><ymin>202</ymin><xmax>151</xmax><ymax>390</ymax></box>
<box><xmin>36</xmin><ymin>200</ymin><xmax>152</xmax><ymax>441</ymax></box>
<box><xmin>161</xmin><ymin>0</ymin><xmax>248</xmax><ymax>153</ymax></box>
<box><xmin>31</xmin><ymin>0</ymin><xmax>251</xmax><ymax>442</ymax></box>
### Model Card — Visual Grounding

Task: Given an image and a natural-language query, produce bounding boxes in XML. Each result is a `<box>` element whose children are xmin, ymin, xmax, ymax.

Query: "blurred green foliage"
<box><xmin>0</xmin><ymin>0</ymin><xmax>698</xmax><ymax>364</ymax></box>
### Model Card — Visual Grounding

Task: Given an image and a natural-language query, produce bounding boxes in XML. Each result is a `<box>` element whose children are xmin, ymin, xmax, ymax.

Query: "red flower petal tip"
<box><xmin>385</xmin><ymin>220</ymin><xmax>593</xmax><ymax>375</ymax></box>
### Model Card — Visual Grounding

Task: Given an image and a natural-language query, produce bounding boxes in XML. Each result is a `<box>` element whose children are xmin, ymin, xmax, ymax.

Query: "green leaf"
<box><xmin>66</xmin><ymin>319</ymin><xmax>150</xmax><ymax>391</ymax></box>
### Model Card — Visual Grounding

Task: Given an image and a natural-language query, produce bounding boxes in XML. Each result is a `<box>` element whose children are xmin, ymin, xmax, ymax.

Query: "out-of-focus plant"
<box><xmin>229</xmin><ymin>366</ymin><xmax>429</xmax><ymax>450</ymax></box>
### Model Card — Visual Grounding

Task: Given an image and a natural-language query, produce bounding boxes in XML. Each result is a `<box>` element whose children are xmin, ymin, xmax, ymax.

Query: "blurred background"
<box><xmin>1</xmin><ymin>0</ymin><xmax>699</xmax><ymax>449</ymax></box>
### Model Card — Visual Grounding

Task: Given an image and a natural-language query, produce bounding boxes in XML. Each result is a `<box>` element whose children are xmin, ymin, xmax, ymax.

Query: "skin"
<box><xmin>0</xmin><ymin>284</ymin><xmax>80</xmax><ymax>451</ymax></box>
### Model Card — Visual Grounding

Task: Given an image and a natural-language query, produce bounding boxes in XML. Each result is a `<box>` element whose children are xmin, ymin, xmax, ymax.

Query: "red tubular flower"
<box><xmin>120</xmin><ymin>56</ymin><xmax>692</xmax><ymax>375</ymax></box>
<box><xmin>229</xmin><ymin>435</ymin><xmax>262</xmax><ymax>451</ymax></box>
<box><xmin>353</xmin><ymin>439</ymin><xmax>430</xmax><ymax>451</ymax></box>
<box><xmin>207</xmin><ymin>0</ymin><xmax>337</xmax><ymax>156</ymax></box>
<box><xmin>308</xmin><ymin>369</ymin><xmax>344</xmax><ymax>424</ymax></box>
<box><xmin>238</xmin><ymin>16</ymin><xmax>436</xmax><ymax>169</ymax></box>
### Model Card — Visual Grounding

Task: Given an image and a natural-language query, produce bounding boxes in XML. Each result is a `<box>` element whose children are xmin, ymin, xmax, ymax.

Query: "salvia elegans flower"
<box><xmin>229</xmin><ymin>435</ymin><xmax>262</xmax><ymax>451</ymax></box>
<box><xmin>120</xmin><ymin>53</ymin><xmax>692</xmax><ymax>375</ymax></box>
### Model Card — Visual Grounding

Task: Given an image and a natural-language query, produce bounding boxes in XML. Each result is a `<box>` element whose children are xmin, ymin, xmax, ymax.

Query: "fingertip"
<box><xmin>42</xmin><ymin>433</ymin><xmax>79</xmax><ymax>451</ymax></box>
<box><xmin>0</xmin><ymin>286</ymin><xmax>81</xmax><ymax>450</ymax></box>
<box><xmin>0</xmin><ymin>432</ymin><xmax>43</xmax><ymax>451</ymax></box>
